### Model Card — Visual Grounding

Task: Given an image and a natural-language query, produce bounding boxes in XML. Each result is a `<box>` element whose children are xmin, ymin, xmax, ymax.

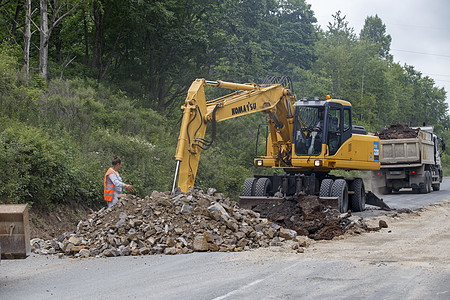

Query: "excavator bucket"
<box><xmin>365</xmin><ymin>191</ymin><xmax>391</xmax><ymax>211</ymax></box>
<box><xmin>0</xmin><ymin>204</ymin><xmax>30</xmax><ymax>259</ymax></box>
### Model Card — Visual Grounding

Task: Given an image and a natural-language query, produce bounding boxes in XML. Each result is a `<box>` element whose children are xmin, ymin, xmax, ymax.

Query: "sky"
<box><xmin>306</xmin><ymin>0</ymin><xmax>450</xmax><ymax>106</ymax></box>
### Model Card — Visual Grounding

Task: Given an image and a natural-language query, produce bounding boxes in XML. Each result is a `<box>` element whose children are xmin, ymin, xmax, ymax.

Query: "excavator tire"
<box><xmin>242</xmin><ymin>178</ymin><xmax>257</xmax><ymax>196</ymax></box>
<box><xmin>350</xmin><ymin>178</ymin><xmax>365</xmax><ymax>212</ymax></box>
<box><xmin>319</xmin><ymin>179</ymin><xmax>334</xmax><ymax>197</ymax></box>
<box><xmin>254</xmin><ymin>178</ymin><xmax>272</xmax><ymax>197</ymax></box>
<box><xmin>331</xmin><ymin>179</ymin><xmax>348</xmax><ymax>213</ymax></box>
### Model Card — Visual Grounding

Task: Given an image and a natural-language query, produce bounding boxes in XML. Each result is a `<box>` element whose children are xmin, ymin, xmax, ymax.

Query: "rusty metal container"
<box><xmin>0</xmin><ymin>204</ymin><xmax>30</xmax><ymax>259</ymax></box>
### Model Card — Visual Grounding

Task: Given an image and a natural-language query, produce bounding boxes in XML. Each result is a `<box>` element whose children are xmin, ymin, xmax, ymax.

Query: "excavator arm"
<box><xmin>173</xmin><ymin>78</ymin><xmax>296</xmax><ymax>192</ymax></box>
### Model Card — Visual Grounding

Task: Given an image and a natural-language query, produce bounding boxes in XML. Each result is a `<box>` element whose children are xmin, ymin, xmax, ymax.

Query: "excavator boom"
<box><xmin>173</xmin><ymin>78</ymin><xmax>296</xmax><ymax>192</ymax></box>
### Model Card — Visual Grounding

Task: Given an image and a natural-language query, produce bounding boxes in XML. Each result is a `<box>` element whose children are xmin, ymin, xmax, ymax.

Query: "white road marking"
<box><xmin>212</xmin><ymin>261</ymin><xmax>301</xmax><ymax>300</ymax></box>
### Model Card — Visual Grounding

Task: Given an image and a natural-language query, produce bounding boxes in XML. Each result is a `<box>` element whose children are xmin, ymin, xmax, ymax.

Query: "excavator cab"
<box><xmin>293</xmin><ymin>99</ymin><xmax>353</xmax><ymax>158</ymax></box>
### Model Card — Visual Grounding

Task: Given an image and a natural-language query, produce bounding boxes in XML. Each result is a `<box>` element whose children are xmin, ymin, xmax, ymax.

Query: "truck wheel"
<box><xmin>319</xmin><ymin>179</ymin><xmax>334</xmax><ymax>197</ymax></box>
<box><xmin>254</xmin><ymin>178</ymin><xmax>272</xmax><ymax>197</ymax></box>
<box><xmin>420</xmin><ymin>171</ymin><xmax>431</xmax><ymax>193</ymax></box>
<box><xmin>378</xmin><ymin>186</ymin><xmax>392</xmax><ymax>195</ymax></box>
<box><xmin>426</xmin><ymin>171</ymin><xmax>432</xmax><ymax>192</ymax></box>
<box><xmin>242</xmin><ymin>178</ymin><xmax>257</xmax><ymax>196</ymax></box>
<box><xmin>419</xmin><ymin>174</ymin><xmax>428</xmax><ymax>194</ymax></box>
<box><xmin>432</xmin><ymin>183</ymin><xmax>440</xmax><ymax>191</ymax></box>
<box><xmin>350</xmin><ymin>178</ymin><xmax>365</xmax><ymax>212</ymax></box>
<box><xmin>331</xmin><ymin>179</ymin><xmax>348</xmax><ymax>213</ymax></box>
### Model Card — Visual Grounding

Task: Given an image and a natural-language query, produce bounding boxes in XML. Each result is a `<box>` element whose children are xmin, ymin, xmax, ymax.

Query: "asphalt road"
<box><xmin>360</xmin><ymin>177</ymin><xmax>450</xmax><ymax>218</ymax></box>
<box><xmin>1</xmin><ymin>179</ymin><xmax>449</xmax><ymax>300</ymax></box>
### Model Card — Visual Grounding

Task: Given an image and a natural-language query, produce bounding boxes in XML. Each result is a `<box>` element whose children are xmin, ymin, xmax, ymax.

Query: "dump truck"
<box><xmin>371</xmin><ymin>125</ymin><xmax>444</xmax><ymax>194</ymax></box>
<box><xmin>173</xmin><ymin>77</ymin><xmax>389</xmax><ymax>212</ymax></box>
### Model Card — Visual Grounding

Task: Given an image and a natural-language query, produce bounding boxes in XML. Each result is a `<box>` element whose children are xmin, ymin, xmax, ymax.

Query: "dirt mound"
<box><xmin>31</xmin><ymin>189</ymin><xmax>308</xmax><ymax>258</ymax></box>
<box><xmin>252</xmin><ymin>195</ymin><xmax>379</xmax><ymax>240</ymax></box>
<box><xmin>377</xmin><ymin>123</ymin><xmax>419</xmax><ymax>140</ymax></box>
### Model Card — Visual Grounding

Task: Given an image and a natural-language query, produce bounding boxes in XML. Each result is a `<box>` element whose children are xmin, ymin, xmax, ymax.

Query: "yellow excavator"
<box><xmin>173</xmin><ymin>77</ymin><xmax>389</xmax><ymax>212</ymax></box>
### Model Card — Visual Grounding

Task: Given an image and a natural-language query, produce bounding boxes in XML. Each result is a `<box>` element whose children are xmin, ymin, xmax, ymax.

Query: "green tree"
<box><xmin>313</xmin><ymin>11</ymin><xmax>356</xmax><ymax>97</ymax></box>
<box><xmin>359</xmin><ymin>14</ymin><xmax>392</xmax><ymax>60</ymax></box>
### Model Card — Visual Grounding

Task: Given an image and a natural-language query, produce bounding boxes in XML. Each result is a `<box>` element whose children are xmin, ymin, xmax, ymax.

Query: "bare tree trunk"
<box><xmin>83</xmin><ymin>8</ymin><xmax>89</xmax><ymax>65</ymax></box>
<box><xmin>39</xmin><ymin>0</ymin><xmax>49</xmax><ymax>79</ymax></box>
<box><xmin>99</xmin><ymin>32</ymin><xmax>122</xmax><ymax>81</ymax></box>
<box><xmin>92</xmin><ymin>0</ymin><xmax>101</xmax><ymax>68</ymax></box>
<box><xmin>10</xmin><ymin>0</ymin><xmax>22</xmax><ymax>43</ymax></box>
<box><xmin>38</xmin><ymin>0</ymin><xmax>85</xmax><ymax>80</ymax></box>
<box><xmin>360</xmin><ymin>66</ymin><xmax>364</xmax><ymax>121</ymax></box>
<box><xmin>23</xmin><ymin>0</ymin><xmax>31</xmax><ymax>78</ymax></box>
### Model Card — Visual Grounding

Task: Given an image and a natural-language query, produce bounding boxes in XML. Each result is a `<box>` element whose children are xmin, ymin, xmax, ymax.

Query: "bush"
<box><xmin>0</xmin><ymin>121</ymin><xmax>73</xmax><ymax>205</ymax></box>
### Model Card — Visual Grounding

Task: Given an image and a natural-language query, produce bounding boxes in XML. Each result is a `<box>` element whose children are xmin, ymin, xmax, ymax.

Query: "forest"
<box><xmin>0</xmin><ymin>0</ymin><xmax>448</xmax><ymax>207</ymax></box>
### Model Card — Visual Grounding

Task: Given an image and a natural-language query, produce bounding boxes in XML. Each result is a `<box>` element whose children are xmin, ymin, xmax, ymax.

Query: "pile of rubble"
<box><xmin>31</xmin><ymin>189</ymin><xmax>309</xmax><ymax>258</ymax></box>
<box><xmin>377</xmin><ymin>123</ymin><xmax>419</xmax><ymax>140</ymax></box>
<box><xmin>30</xmin><ymin>189</ymin><xmax>381</xmax><ymax>258</ymax></box>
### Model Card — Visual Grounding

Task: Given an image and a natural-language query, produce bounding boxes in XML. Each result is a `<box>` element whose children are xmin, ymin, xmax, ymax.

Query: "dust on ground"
<box><xmin>304</xmin><ymin>200</ymin><xmax>450</xmax><ymax>269</ymax></box>
<box><xmin>228</xmin><ymin>200</ymin><xmax>450</xmax><ymax>268</ymax></box>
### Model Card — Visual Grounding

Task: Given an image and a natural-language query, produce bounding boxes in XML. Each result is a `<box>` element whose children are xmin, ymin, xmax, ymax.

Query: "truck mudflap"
<box><xmin>0</xmin><ymin>204</ymin><xmax>31</xmax><ymax>259</ymax></box>
<box><xmin>239</xmin><ymin>192</ymin><xmax>390</xmax><ymax>211</ymax></box>
<box><xmin>365</xmin><ymin>191</ymin><xmax>391</xmax><ymax>211</ymax></box>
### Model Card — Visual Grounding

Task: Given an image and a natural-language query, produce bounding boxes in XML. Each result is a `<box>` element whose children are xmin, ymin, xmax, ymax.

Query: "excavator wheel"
<box><xmin>331</xmin><ymin>179</ymin><xmax>348</xmax><ymax>213</ymax></box>
<box><xmin>242</xmin><ymin>178</ymin><xmax>257</xmax><ymax>196</ymax></box>
<box><xmin>254</xmin><ymin>178</ymin><xmax>272</xmax><ymax>197</ymax></box>
<box><xmin>319</xmin><ymin>179</ymin><xmax>334</xmax><ymax>197</ymax></box>
<box><xmin>350</xmin><ymin>178</ymin><xmax>366</xmax><ymax>212</ymax></box>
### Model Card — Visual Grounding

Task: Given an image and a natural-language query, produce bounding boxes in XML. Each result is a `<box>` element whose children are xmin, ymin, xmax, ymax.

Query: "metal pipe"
<box><xmin>217</xmin><ymin>80</ymin><xmax>256</xmax><ymax>90</ymax></box>
<box><xmin>205</xmin><ymin>80</ymin><xmax>219</xmax><ymax>86</ymax></box>
<box><xmin>172</xmin><ymin>160</ymin><xmax>180</xmax><ymax>192</ymax></box>
<box><xmin>206</xmin><ymin>80</ymin><xmax>256</xmax><ymax>91</ymax></box>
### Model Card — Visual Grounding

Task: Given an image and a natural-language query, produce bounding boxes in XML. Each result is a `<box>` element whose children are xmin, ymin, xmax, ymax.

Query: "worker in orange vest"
<box><xmin>104</xmin><ymin>155</ymin><xmax>134</xmax><ymax>207</ymax></box>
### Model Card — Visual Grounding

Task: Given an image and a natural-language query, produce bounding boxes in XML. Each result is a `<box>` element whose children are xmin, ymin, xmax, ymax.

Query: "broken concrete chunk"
<box><xmin>279</xmin><ymin>228</ymin><xmax>297</xmax><ymax>240</ymax></box>
<box><xmin>192</xmin><ymin>235</ymin><xmax>209</xmax><ymax>252</ymax></box>
<box><xmin>379</xmin><ymin>220</ymin><xmax>388</xmax><ymax>228</ymax></box>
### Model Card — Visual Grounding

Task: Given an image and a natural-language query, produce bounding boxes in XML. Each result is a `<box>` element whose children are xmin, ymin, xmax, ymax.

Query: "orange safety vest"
<box><xmin>104</xmin><ymin>168</ymin><xmax>118</xmax><ymax>202</ymax></box>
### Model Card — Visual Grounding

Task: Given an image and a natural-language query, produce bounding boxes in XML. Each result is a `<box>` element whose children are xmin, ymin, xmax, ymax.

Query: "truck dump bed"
<box><xmin>379</xmin><ymin>127</ymin><xmax>435</xmax><ymax>166</ymax></box>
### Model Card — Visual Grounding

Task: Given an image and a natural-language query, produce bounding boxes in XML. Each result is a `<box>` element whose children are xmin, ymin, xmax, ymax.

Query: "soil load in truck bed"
<box><xmin>377</xmin><ymin>123</ymin><xmax>419</xmax><ymax>140</ymax></box>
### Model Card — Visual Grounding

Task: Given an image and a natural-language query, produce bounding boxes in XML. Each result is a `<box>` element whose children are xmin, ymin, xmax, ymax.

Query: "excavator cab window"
<box><xmin>294</xmin><ymin>106</ymin><xmax>325</xmax><ymax>156</ymax></box>
<box><xmin>343</xmin><ymin>108</ymin><xmax>351</xmax><ymax>132</ymax></box>
<box><xmin>327</xmin><ymin>107</ymin><xmax>341</xmax><ymax>155</ymax></box>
